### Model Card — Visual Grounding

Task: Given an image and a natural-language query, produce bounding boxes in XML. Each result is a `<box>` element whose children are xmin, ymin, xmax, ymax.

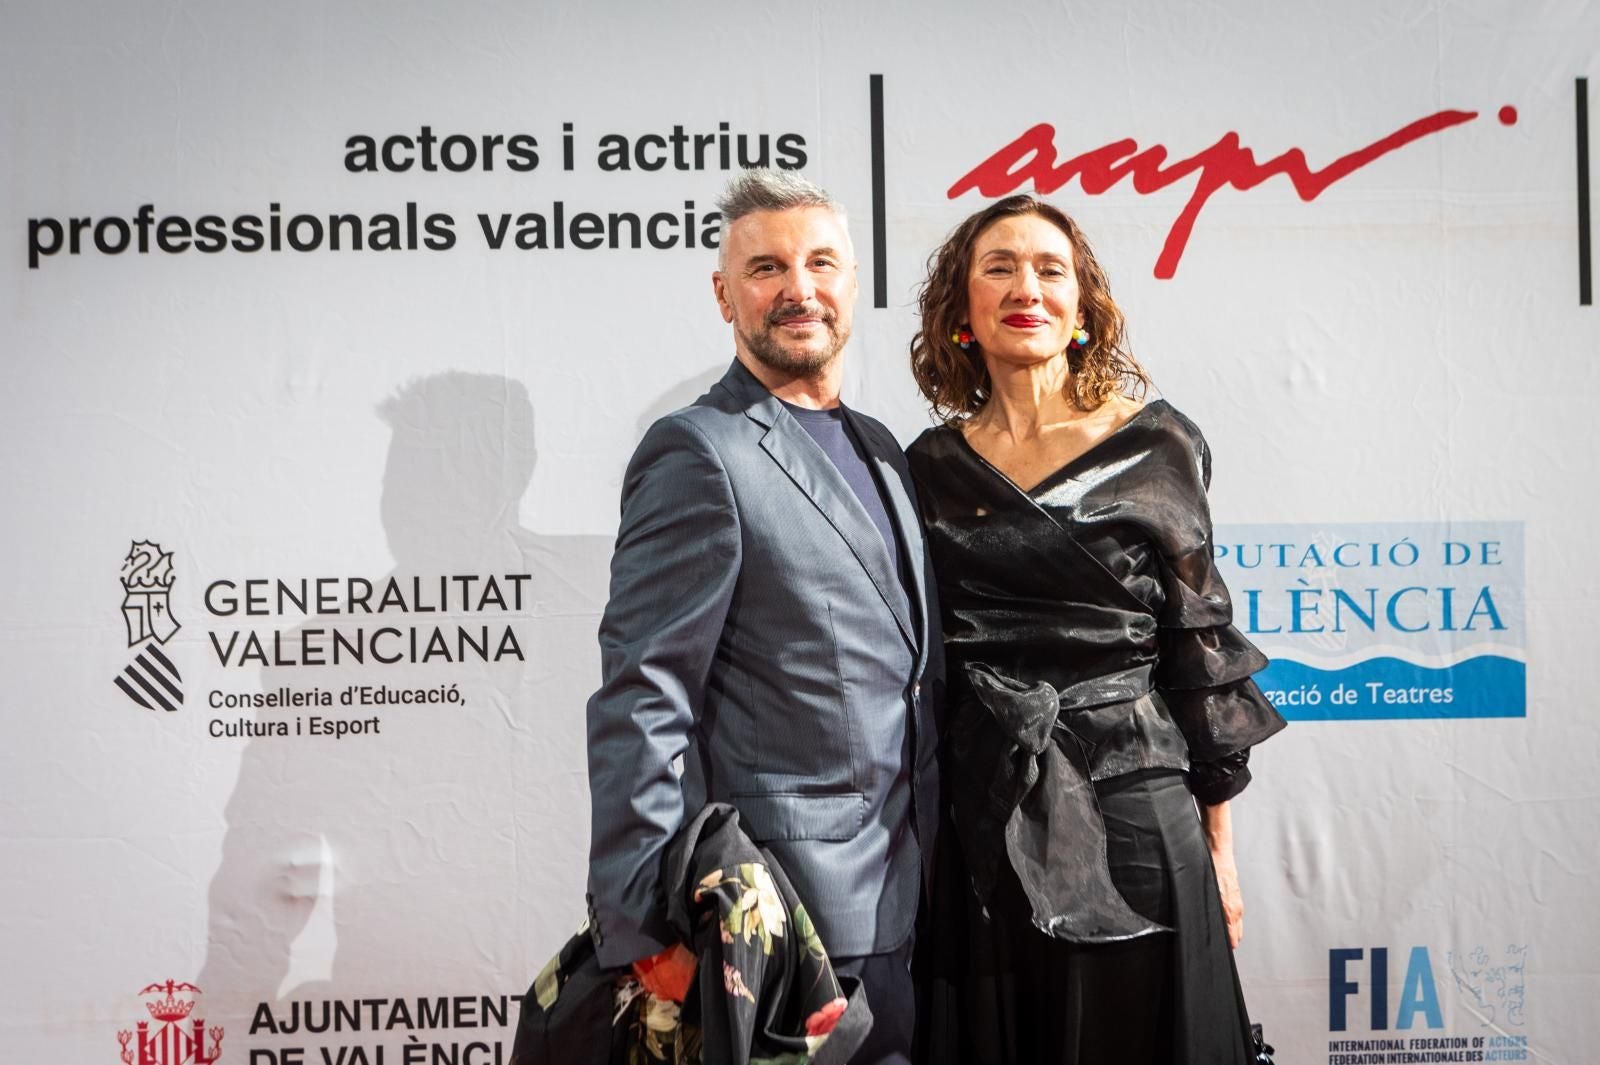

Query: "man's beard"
<box><xmin>740</xmin><ymin>303</ymin><xmax>849</xmax><ymax>376</ymax></box>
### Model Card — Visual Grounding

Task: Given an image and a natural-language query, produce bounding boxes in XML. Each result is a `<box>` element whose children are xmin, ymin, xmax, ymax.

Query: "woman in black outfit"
<box><xmin>907</xmin><ymin>195</ymin><xmax>1286</xmax><ymax>1064</ymax></box>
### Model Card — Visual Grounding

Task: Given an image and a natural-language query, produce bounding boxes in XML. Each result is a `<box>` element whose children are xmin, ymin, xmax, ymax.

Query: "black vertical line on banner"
<box><xmin>1579</xmin><ymin>77</ymin><xmax>1592</xmax><ymax>306</ymax></box>
<box><xmin>870</xmin><ymin>74</ymin><xmax>888</xmax><ymax>309</ymax></box>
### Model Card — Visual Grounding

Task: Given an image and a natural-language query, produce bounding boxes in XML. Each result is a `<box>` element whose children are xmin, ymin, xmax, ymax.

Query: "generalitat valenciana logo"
<box><xmin>114</xmin><ymin>539</ymin><xmax>184</xmax><ymax>712</ymax></box>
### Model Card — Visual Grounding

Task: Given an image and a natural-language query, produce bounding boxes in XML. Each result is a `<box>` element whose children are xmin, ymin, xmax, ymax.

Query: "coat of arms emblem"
<box><xmin>114</xmin><ymin>540</ymin><xmax>184</xmax><ymax>712</ymax></box>
<box><xmin>117</xmin><ymin>980</ymin><xmax>223</xmax><ymax>1065</ymax></box>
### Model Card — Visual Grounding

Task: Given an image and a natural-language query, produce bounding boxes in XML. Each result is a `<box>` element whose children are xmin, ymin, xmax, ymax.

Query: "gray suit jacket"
<box><xmin>586</xmin><ymin>359</ymin><xmax>942</xmax><ymax>967</ymax></box>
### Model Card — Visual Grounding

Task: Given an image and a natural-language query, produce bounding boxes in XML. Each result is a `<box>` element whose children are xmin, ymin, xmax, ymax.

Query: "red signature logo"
<box><xmin>949</xmin><ymin>107</ymin><xmax>1516</xmax><ymax>278</ymax></box>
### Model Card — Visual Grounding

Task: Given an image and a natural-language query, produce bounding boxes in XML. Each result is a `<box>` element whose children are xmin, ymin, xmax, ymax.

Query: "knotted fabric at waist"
<box><xmin>946</xmin><ymin>661</ymin><xmax>1189</xmax><ymax>944</ymax></box>
<box><xmin>965</xmin><ymin>660</ymin><xmax>1154</xmax><ymax>744</ymax></box>
<box><xmin>965</xmin><ymin>660</ymin><xmax>1191</xmax><ymax>782</ymax></box>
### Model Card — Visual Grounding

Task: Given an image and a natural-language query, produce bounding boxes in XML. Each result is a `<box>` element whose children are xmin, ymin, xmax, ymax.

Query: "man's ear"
<box><xmin>712</xmin><ymin>271</ymin><xmax>734</xmax><ymax>324</ymax></box>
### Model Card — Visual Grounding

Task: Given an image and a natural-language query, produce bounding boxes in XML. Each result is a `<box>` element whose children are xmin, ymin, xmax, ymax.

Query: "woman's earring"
<box><xmin>952</xmin><ymin>326</ymin><xmax>975</xmax><ymax>350</ymax></box>
<box><xmin>1070</xmin><ymin>326</ymin><xmax>1090</xmax><ymax>349</ymax></box>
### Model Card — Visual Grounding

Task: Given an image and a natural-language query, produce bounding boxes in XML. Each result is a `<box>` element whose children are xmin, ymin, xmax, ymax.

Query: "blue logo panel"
<box><xmin>1260</xmin><ymin>656</ymin><xmax>1525</xmax><ymax>720</ymax></box>
<box><xmin>1212</xmin><ymin>522</ymin><xmax>1525</xmax><ymax>722</ymax></box>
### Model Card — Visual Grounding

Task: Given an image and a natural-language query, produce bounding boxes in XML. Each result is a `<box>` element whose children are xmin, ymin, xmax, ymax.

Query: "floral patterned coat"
<box><xmin>514</xmin><ymin>803</ymin><xmax>871</xmax><ymax>1065</ymax></box>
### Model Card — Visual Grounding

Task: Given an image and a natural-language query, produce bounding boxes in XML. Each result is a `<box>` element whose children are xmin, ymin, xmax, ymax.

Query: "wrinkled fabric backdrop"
<box><xmin>4</xmin><ymin>2</ymin><xmax>1596</xmax><ymax>1063</ymax></box>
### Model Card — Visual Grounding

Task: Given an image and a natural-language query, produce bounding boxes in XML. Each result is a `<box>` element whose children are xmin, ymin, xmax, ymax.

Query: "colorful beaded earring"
<box><xmin>1070</xmin><ymin>326</ymin><xmax>1090</xmax><ymax>349</ymax></box>
<box><xmin>952</xmin><ymin>326</ymin><xmax>975</xmax><ymax>350</ymax></box>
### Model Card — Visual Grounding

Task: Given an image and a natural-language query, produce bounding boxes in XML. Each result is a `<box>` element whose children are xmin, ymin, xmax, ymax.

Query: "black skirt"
<box><xmin>918</xmin><ymin>769</ymin><xmax>1255</xmax><ymax>1065</ymax></box>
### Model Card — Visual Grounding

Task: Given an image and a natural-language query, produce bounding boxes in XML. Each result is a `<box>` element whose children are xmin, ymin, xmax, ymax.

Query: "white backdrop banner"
<box><xmin>4</xmin><ymin>2</ymin><xmax>1598</xmax><ymax>1063</ymax></box>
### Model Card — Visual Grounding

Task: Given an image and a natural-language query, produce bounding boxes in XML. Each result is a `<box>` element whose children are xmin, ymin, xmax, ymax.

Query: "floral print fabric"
<box><xmin>619</xmin><ymin>803</ymin><xmax>865</xmax><ymax>1065</ymax></box>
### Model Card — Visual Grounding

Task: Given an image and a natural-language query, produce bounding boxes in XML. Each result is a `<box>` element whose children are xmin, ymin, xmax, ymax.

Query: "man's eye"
<box><xmin>811</xmin><ymin>259</ymin><xmax>837</xmax><ymax>270</ymax></box>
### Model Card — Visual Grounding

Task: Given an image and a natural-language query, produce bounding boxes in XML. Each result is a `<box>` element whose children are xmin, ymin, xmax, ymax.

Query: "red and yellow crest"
<box><xmin>117</xmin><ymin>980</ymin><xmax>223</xmax><ymax>1065</ymax></box>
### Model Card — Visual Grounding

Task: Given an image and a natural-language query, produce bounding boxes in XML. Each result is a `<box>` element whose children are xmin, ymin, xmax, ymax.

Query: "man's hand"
<box><xmin>631</xmin><ymin>942</ymin><xmax>697</xmax><ymax>1002</ymax></box>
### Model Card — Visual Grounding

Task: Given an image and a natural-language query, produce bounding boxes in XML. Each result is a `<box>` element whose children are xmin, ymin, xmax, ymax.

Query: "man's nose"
<box><xmin>782</xmin><ymin>267</ymin><xmax>817</xmax><ymax>303</ymax></box>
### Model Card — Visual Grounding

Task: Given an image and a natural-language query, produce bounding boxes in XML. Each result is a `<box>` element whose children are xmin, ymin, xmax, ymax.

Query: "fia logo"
<box><xmin>114</xmin><ymin>540</ymin><xmax>184</xmax><ymax>712</ymax></box>
<box><xmin>1330</xmin><ymin>947</ymin><xmax>1443</xmax><ymax>1031</ymax></box>
<box><xmin>116</xmin><ymin>980</ymin><xmax>224</xmax><ymax>1065</ymax></box>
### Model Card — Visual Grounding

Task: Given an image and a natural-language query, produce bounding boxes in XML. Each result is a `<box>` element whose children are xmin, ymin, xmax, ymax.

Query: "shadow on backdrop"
<box><xmin>197</xmin><ymin>372</ymin><xmax>620</xmax><ymax>1038</ymax></box>
<box><xmin>635</xmin><ymin>363</ymin><xmax>728</xmax><ymax>440</ymax></box>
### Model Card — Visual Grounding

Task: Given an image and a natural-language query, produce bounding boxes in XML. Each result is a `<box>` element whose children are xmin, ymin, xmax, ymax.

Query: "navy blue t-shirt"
<box><xmin>781</xmin><ymin>401</ymin><xmax>907</xmax><ymax>595</ymax></box>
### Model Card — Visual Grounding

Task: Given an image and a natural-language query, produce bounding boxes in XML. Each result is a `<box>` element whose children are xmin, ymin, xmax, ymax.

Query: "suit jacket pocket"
<box><xmin>731</xmin><ymin>791</ymin><xmax>867</xmax><ymax>842</ymax></box>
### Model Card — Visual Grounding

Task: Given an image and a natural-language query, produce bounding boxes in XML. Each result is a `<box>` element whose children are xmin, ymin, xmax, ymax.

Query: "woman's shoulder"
<box><xmin>1112</xmin><ymin>396</ymin><xmax>1204</xmax><ymax>446</ymax></box>
<box><xmin>1141</xmin><ymin>397</ymin><xmax>1202</xmax><ymax>436</ymax></box>
<box><xmin>904</xmin><ymin>424</ymin><xmax>978</xmax><ymax>501</ymax></box>
<box><xmin>905</xmin><ymin>422</ymin><xmax>961</xmax><ymax>460</ymax></box>
<box><xmin>1125</xmin><ymin>398</ymin><xmax>1213</xmax><ymax>490</ymax></box>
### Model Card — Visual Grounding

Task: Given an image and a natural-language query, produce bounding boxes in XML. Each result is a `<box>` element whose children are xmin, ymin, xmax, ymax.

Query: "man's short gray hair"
<box><xmin>716</xmin><ymin>168</ymin><xmax>849</xmax><ymax>266</ymax></box>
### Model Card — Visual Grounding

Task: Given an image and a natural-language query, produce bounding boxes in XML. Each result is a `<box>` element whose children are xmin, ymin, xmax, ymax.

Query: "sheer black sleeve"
<box><xmin>1148</xmin><ymin>414</ymin><xmax>1286</xmax><ymax>804</ymax></box>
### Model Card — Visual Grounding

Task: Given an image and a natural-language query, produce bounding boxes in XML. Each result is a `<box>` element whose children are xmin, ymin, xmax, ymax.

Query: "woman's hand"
<box><xmin>1201</xmin><ymin>800</ymin><xmax>1243</xmax><ymax>948</ymax></box>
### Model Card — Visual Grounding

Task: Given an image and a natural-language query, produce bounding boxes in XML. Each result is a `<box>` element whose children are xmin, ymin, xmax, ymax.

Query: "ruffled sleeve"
<box><xmin>1147</xmin><ymin>412</ymin><xmax>1286</xmax><ymax>804</ymax></box>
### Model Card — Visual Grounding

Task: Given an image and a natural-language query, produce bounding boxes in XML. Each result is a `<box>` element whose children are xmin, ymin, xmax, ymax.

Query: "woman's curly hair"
<box><xmin>910</xmin><ymin>195</ymin><xmax>1150</xmax><ymax>423</ymax></box>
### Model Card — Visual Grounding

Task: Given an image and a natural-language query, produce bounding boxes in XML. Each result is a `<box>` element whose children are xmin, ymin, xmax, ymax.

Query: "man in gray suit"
<box><xmin>584</xmin><ymin>169</ymin><xmax>940</xmax><ymax>1063</ymax></box>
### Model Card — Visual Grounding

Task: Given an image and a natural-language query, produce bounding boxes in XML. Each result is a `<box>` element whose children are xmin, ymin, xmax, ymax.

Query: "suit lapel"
<box><xmin>846</xmin><ymin>410</ymin><xmax>932</xmax><ymax>665</ymax></box>
<box><xmin>757</xmin><ymin>415</ymin><xmax>917</xmax><ymax>650</ymax></box>
<box><xmin>715</xmin><ymin>358</ymin><xmax>919</xmax><ymax>651</ymax></box>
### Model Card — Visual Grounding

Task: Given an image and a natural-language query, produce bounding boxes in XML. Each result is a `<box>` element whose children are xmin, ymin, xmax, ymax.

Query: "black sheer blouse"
<box><xmin>906</xmin><ymin>401</ymin><xmax>1286</xmax><ymax>943</ymax></box>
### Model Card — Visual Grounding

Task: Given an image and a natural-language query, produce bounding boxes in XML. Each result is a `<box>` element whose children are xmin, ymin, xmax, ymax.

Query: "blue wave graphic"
<box><xmin>1256</xmin><ymin>655</ymin><xmax>1525</xmax><ymax>720</ymax></box>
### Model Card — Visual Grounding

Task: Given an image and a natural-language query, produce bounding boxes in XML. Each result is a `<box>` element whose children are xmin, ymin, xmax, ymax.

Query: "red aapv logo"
<box><xmin>117</xmin><ymin>980</ymin><xmax>224</xmax><ymax>1065</ymax></box>
<box><xmin>949</xmin><ymin>107</ymin><xmax>1514</xmax><ymax>278</ymax></box>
